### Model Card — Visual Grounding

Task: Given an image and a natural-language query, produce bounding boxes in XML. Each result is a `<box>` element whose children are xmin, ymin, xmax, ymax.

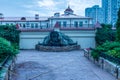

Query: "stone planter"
<box><xmin>35</xmin><ymin>44</ymin><xmax>80</xmax><ymax>52</ymax></box>
<box><xmin>83</xmin><ymin>49</ymin><xmax>120</xmax><ymax>80</ymax></box>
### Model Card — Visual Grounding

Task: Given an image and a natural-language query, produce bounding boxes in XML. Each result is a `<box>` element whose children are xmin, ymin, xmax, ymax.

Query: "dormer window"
<box><xmin>21</xmin><ymin>17</ymin><xmax>26</xmax><ymax>20</ymax></box>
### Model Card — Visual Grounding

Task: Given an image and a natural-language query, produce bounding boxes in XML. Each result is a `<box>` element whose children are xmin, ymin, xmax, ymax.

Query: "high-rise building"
<box><xmin>85</xmin><ymin>5</ymin><xmax>104</xmax><ymax>24</ymax></box>
<box><xmin>102</xmin><ymin>0</ymin><xmax>120</xmax><ymax>25</ymax></box>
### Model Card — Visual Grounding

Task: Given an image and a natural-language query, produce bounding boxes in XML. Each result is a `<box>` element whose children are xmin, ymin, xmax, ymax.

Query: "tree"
<box><xmin>116</xmin><ymin>8</ymin><xmax>120</xmax><ymax>42</ymax></box>
<box><xmin>95</xmin><ymin>24</ymin><xmax>115</xmax><ymax>45</ymax></box>
<box><xmin>0</xmin><ymin>37</ymin><xmax>18</xmax><ymax>62</ymax></box>
<box><xmin>0</xmin><ymin>25</ymin><xmax>20</xmax><ymax>43</ymax></box>
<box><xmin>0</xmin><ymin>25</ymin><xmax>20</xmax><ymax>49</ymax></box>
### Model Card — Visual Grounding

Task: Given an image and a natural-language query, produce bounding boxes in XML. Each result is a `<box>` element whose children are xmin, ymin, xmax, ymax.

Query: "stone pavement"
<box><xmin>12</xmin><ymin>50</ymin><xmax>116</xmax><ymax>80</ymax></box>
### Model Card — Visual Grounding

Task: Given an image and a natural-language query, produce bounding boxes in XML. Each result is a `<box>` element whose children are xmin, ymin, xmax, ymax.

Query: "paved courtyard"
<box><xmin>12</xmin><ymin>50</ymin><xmax>116</xmax><ymax>80</ymax></box>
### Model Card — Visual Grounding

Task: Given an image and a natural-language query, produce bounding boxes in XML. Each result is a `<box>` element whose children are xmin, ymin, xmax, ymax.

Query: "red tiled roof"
<box><xmin>19</xmin><ymin>29</ymin><xmax>53</xmax><ymax>32</ymax></box>
<box><xmin>18</xmin><ymin>27</ymin><xmax>95</xmax><ymax>32</ymax></box>
<box><xmin>0</xmin><ymin>17</ymin><xmax>48</xmax><ymax>21</ymax></box>
<box><xmin>94</xmin><ymin>21</ymin><xmax>101</xmax><ymax>28</ymax></box>
<box><xmin>60</xmin><ymin>27</ymin><xmax>95</xmax><ymax>30</ymax></box>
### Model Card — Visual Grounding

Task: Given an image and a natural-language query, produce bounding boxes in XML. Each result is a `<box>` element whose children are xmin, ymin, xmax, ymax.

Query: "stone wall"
<box><xmin>84</xmin><ymin>49</ymin><xmax>120</xmax><ymax>80</ymax></box>
<box><xmin>20</xmin><ymin>29</ymin><xmax>95</xmax><ymax>49</ymax></box>
<box><xmin>0</xmin><ymin>58</ymin><xmax>15</xmax><ymax>80</ymax></box>
<box><xmin>35</xmin><ymin>45</ymin><xmax>80</xmax><ymax>52</ymax></box>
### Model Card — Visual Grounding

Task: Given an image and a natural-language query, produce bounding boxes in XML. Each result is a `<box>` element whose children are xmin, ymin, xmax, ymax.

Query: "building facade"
<box><xmin>102</xmin><ymin>0</ymin><xmax>120</xmax><ymax>25</ymax></box>
<box><xmin>0</xmin><ymin>7</ymin><xmax>96</xmax><ymax>49</ymax></box>
<box><xmin>0</xmin><ymin>6</ymin><xmax>93</xmax><ymax>29</ymax></box>
<box><xmin>85</xmin><ymin>5</ymin><xmax>104</xmax><ymax>24</ymax></box>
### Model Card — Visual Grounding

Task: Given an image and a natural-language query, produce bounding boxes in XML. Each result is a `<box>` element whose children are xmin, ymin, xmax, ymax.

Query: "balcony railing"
<box><xmin>19</xmin><ymin>24</ymin><xmax>94</xmax><ymax>29</ymax></box>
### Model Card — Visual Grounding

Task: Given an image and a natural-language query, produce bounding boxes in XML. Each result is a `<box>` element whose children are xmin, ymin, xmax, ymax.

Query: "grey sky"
<box><xmin>0</xmin><ymin>0</ymin><xmax>101</xmax><ymax>17</ymax></box>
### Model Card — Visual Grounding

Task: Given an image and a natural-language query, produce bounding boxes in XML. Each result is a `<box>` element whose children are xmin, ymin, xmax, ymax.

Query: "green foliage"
<box><xmin>11</xmin><ymin>43</ymin><xmax>19</xmax><ymax>50</ymax></box>
<box><xmin>0</xmin><ymin>25</ymin><xmax>20</xmax><ymax>43</ymax></box>
<box><xmin>116</xmin><ymin>8</ymin><xmax>120</xmax><ymax>42</ymax></box>
<box><xmin>0</xmin><ymin>24</ymin><xmax>19</xmax><ymax>62</ymax></box>
<box><xmin>91</xmin><ymin>49</ymin><xmax>100</xmax><ymax>61</ymax></box>
<box><xmin>95</xmin><ymin>24</ymin><xmax>115</xmax><ymax>45</ymax></box>
<box><xmin>101</xmin><ymin>41</ymin><xmax>120</xmax><ymax>51</ymax></box>
<box><xmin>107</xmin><ymin>50</ymin><xmax>117</xmax><ymax>57</ymax></box>
<box><xmin>91</xmin><ymin>41</ymin><xmax>120</xmax><ymax>60</ymax></box>
<box><xmin>107</xmin><ymin>48</ymin><xmax>120</xmax><ymax>58</ymax></box>
<box><xmin>0</xmin><ymin>37</ymin><xmax>18</xmax><ymax>62</ymax></box>
<box><xmin>92</xmin><ymin>8</ymin><xmax>120</xmax><ymax>63</ymax></box>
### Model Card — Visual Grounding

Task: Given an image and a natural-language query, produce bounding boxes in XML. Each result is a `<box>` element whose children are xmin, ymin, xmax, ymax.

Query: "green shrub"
<box><xmin>0</xmin><ymin>37</ymin><xmax>18</xmax><ymax>62</ymax></box>
<box><xmin>95</xmin><ymin>24</ymin><xmax>115</xmax><ymax>46</ymax></box>
<box><xmin>107</xmin><ymin>48</ymin><xmax>120</xmax><ymax>58</ymax></box>
<box><xmin>107</xmin><ymin>50</ymin><xmax>117</xmax><ymax>57</ymax></box>
<box><xmin>101</xmin><ymin>41</ymin><xmax>120</xmax><ymax>51</ymax></box>
<box><xmin>0</xmin><ymin>25</ymin><xmax>20</xmax><ymax>43</ymax></box>
<box><xmin>12</xmin><ymin>43</ymin><xmax>19</xmax><ymax>50</ymax></box>
<box><xmin>91</xmin><ymin>41</ymin><xmax>120</xmax><ymax>60</ymax></box>
<box><xmin>91</xmin><ymin>50</ymin><xmax>100</xmax><ymax>61</ymax></box>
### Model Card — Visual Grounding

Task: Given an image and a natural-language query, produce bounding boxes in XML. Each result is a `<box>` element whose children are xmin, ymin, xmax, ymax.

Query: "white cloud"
<box><xmin>36</xmin><ymin>0</ymin><xmax>62</xmax><ymax>11</ymax></box>
<box><xmin>27</xmin><ymin>10</ymin><xmax>54</xmax><ymax>16</ymax></box>
<box><xmin>37</xmin><ymin>0</ymin><xmax>56</xmax><ymax>7</ymax></box>
<box><xmin>67</xmin><ymin>0</ymin><xmax>101</xmax><ymax>16</ymax></box>
<box><xmin>24</xmin><ymin>0</ymin><xmax>61</xmax><ymax>16</ymax></box>
<box><xmin>27</xmin><ymin>10</ymin><xmax>39</xmax><ymax>15</ymax></box>
<box><xmin>23</xmin><ymin>0</ymin><xmax>101</xmax><ymax>16</ymax></box>
<box><xmin>23</xmin><ymin>5</ymin><xmax>34</xmax><ymax>8</ymax></box>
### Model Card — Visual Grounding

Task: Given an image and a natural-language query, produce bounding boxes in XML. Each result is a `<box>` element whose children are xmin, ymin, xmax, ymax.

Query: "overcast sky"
<box><xmin>0</xmin><ymin>0</ymin><xmax>101</xmax><ymax>17</ymax></box>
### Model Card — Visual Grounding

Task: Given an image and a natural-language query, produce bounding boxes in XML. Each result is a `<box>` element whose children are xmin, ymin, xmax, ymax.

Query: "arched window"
<box><xmin>23</xmin><ymin>24</ymin><xmax>26</xmax><ymax>28</ymax></box>
<box><xmin>35</xmin><ymin>23</ymin><xmax>38</xmax><ymax>28</ymax></box>
<box><xmin>21</xmin><ymin>17</ymin><xmax>26</xmax><ymax>20</ymax></box>
<box><xmin>74</xmin><ymin>21</ymin><xmax>78</xmax><ymax>28</ymax></box>
<box><xmin>63</xmin><ymin>21</ymin><xmax>67</xmax><ymax>27</ymax></box>
<box><xmin>26</xmin><ymin>22</ymin><xmax>29</xmax><ymax>27</ymax></box>
<box><xmin>58</xmin><ymin>21</ymin><xmax>61</xmax><ymax>27</ymax></box>
<box><xmin>79</xmin><ymin>22</ymin><xmax>83</xmax><ymax>27</ymax></box>
<box><xmin>31</xmin><ymin>23</ymin><xmax>34</xmax><ymax>28</ymax></box>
